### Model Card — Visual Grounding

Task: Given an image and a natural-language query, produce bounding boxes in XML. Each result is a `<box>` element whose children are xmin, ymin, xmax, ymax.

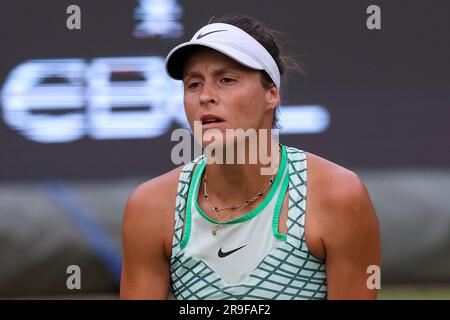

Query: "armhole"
<box><xmin>302</xmin><ymin>151</ymin><xmax>326</xmax><ymax>262</ymax></box>
<box><xmin>172</xmin><ymin>157</ymin><xmax>203</xmax><ymax>252</ymax></box>
<box><xmin>272</xmin><ymin>162</ymin><xmax>289</xmax><ymax>242</ymax></box>
<box><xmin>179</xmin><ymin>159</ymin><xmax>203</xmax><ymax>249</ymax></box>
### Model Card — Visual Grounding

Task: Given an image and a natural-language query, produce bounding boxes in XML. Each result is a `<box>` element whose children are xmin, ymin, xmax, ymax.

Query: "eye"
<box><xmin>221</xmin><ymin>77</ymin><xmax>236</xmax><ymax>84</ymax></box>
<box><xmin>186</xmin><ymin>82</ymin><xmax>201</xmax><ymax>89</ymax></box>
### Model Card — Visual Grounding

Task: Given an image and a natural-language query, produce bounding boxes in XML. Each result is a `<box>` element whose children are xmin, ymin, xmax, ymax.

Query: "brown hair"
<box><xmin>208</xmin><ymin>14</ymin><xmax>305</xmax><ymax>129</ymax></box>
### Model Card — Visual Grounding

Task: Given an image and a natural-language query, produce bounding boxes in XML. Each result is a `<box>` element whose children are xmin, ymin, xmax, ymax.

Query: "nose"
<box><xmin>199</xmin><ymin>82</ymin><xmax>217</xmax><ymax>106</ymax></box>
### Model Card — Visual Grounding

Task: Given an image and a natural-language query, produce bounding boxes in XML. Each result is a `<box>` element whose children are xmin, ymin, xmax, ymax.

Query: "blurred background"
<box><xmin>0</xmin><ymin>0</ymin><xmax>449</xmax><ymax>299</ymax></box>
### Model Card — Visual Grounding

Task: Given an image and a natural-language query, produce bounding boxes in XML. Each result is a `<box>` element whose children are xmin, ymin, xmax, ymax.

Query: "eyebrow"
<box><xmin>183</xmin><ymin>66</ymin><xmax>242</xmax><ymax>81</ymax></box>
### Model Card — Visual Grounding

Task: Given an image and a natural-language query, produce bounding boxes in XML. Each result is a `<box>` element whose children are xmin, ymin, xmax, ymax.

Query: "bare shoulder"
<box><xmin>304</xmin><ymin>151</ymin><xmax>381</xmax><ymax>299</ymax></box>
<box><xmin>126</xmin><ymin>165</ymin><xmax>183</xmax><ymax>210</ymax></box>
<box><xmin>120</xmin><ymin>165</ymin><xmax>185</xmax><ymax>299</ymax></box>
<box><xmin>304</xmin><ymin>151</ymin><xmax>370</xmax><ymax>209</ymax></box>
<box><xmin>122</xmin><ymin>165</ymin><xmax>184</xmax><ymax>258</ymax></box>
<box><xmin>303</xmin><ymin>151</ymin><xmax>378</xmax><ymax>238</ymax></box>
<box><xmin>304</xmin><ymin>150</ymin><xmax>380</xmax><ymax>256</ymax></box>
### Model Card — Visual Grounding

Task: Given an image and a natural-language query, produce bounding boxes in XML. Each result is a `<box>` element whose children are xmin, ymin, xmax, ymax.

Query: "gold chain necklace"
<box><xmin>202</xmin><ymin>147</ymin><xmax>281</xmax><ymax>236</ymax></box>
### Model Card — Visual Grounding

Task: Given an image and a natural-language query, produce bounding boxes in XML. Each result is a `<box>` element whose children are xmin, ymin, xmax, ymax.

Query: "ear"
<box><xmin>265</xmin><ymin>85</ymin><xmax>280</xmax><ymax>111</ymax></box>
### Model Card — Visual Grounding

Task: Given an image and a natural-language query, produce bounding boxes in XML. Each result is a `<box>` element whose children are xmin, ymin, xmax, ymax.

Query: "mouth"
<box><xmin>202</xmin><ymin>119</ymin><xmax>225</xmax><ymax>129</ymax></box>
<box><xmin>200</xmin><ymin>114</ymin><xmax>225</xmax><ymax>129</ymax></box>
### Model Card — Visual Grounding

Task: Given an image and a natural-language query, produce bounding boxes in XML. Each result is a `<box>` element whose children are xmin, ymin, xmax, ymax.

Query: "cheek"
<box><xmin>183</xmin><ymin>94</ymin><xmax>196</xmax><ymax>123</ymax></box>
<box><xmin>237</xmin><ymin>92</ymin><xmax>266</xmax><ymax>120</ymax></box>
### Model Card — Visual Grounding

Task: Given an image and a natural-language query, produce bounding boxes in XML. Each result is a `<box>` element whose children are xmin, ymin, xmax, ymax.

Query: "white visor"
<box><xmin>165</xmin><ymin>23</ymin><xmax>281</xmax><ymax>88</ymax></box>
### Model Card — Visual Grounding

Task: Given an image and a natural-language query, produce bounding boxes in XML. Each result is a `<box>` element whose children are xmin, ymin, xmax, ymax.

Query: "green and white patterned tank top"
<box><xmin>170</xmin><ymin>144</ymin><xmax>327</xmax><ymax>300</ymax></box>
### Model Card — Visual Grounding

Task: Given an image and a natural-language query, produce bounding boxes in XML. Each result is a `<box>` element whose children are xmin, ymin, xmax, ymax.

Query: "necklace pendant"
<box><xmin>212</xmin><ymin>224</ymin><xmax>219</xmax><ymax>236</ymax></box>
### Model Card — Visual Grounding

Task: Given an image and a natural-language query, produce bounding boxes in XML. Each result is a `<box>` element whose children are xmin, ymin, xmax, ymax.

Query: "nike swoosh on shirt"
<box><xmin>218</xmin><ymin>245</ymin><xmax>247</xmax><ymax>258</ymax></box>
<box><xmin>196</xmin><ymin>29</ymin><xmax>227</xmax><ymax>40</ymax></box>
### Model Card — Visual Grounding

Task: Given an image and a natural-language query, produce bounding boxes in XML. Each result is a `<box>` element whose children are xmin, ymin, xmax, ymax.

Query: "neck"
<box><xmin>202</xmin><ymin>136</ymin><xmax>281</xmax><ymax>205</ymax></box>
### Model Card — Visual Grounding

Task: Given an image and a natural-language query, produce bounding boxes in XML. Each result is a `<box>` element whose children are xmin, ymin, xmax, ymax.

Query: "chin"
<box><xmin>201</xmin><ymin>134</ymin><xmax>226</xmax><ymax>149</ymax></box>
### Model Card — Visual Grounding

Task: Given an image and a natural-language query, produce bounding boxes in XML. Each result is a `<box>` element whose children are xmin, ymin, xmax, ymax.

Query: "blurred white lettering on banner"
<box><xmin>1</xmin><ymin>58</ymin><xmax>329</xmax><ymax>143</ymax></box>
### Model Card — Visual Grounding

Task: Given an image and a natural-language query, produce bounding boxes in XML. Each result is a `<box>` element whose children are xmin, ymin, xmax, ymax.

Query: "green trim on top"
<box><xmin>180</xmin><ymin>157</ymin><xmax>205</xmax><ymax>249</ymax></box>
<box><xmin>272</xmin><ymin>163</ymin><xmax>289</xmax><ymax>242</ymax></box>
<box><xmin>194</xmin><ymin>144</ymin><xmax>287</xmax><ymax>225</ymax></box>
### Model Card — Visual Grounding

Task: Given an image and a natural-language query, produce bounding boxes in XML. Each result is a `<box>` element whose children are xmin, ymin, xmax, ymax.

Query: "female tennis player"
<box><xmin>120</xmin><ymin>15</ymin><xmax>381</xmax><ymax>300</ymax></box>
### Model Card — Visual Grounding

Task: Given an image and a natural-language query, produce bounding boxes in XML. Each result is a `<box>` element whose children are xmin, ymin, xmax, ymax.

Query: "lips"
<box><xmin>200</xmin><ymin>114</ymin><xmax>225</xmax><ymax>129</ymax></box>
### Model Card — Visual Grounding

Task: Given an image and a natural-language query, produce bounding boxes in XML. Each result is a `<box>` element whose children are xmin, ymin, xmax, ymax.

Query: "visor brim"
<box><xmin>165</xmin><ymin>41</ymin><xmax>264</xmax><ymax>80</ymax></box>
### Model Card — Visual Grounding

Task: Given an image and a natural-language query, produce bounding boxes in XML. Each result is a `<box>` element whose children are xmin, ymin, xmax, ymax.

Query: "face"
<box><xmin>182</xmin><ymin>47</ymin><xmax>279</xmax><ymax>149</ymax></box>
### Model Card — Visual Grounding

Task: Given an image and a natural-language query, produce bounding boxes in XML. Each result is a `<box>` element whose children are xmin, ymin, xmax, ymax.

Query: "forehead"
<box><xmin>182</xmin><ymin>47</ymin><xmax>254</xmax><ymax>77</ymax></box>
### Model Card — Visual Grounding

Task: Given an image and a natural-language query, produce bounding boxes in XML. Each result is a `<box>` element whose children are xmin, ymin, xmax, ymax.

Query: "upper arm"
<box><xmin>322</xmin><ymin>172</ymin><xmax>381</xmax><ymax>300</ymax></box>
<box><xmin>119</xmin><ymin>180</ymin><xmax>173</xmax><ymax>300</ymax></box>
